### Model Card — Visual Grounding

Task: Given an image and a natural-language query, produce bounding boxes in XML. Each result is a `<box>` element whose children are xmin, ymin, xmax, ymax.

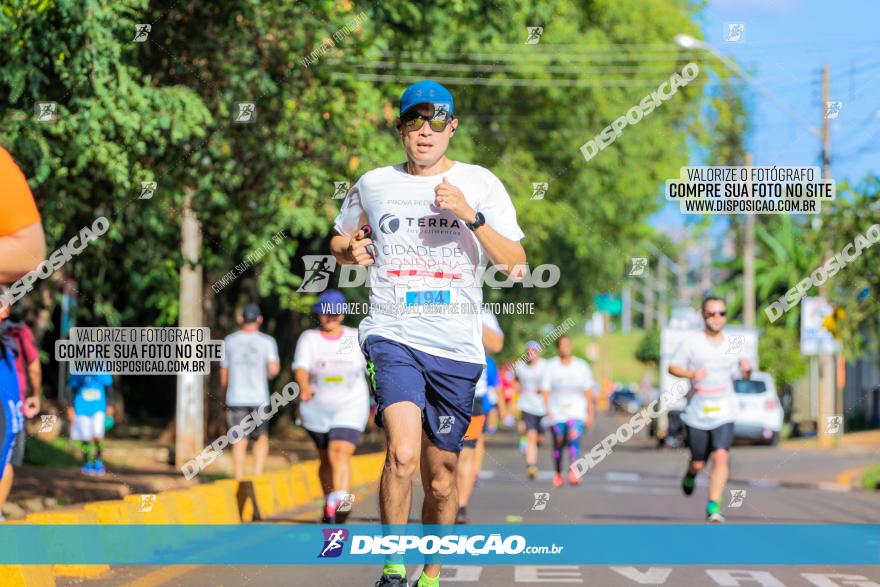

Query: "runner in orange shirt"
<box><xmin>0</xmin><ymin>146</ymin><xmax>46</xmax><ymax>283</ymax></box>
<box><xmin>0</xmin><ymin>145</ymin><xmax>45</xmax><ymax>512</ymax></box>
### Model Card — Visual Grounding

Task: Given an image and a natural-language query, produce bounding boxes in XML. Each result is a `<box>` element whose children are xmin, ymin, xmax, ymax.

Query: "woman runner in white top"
<box><xmin>514</xmin><ymin>340</ymin><xmax>547</xmax><ymax>479</ymax></box>
<box><xmin>540</xmin><ymin>335</ymin><xmax>597</xmax><ymax>487</ymax></box>
<box><xmin>293</xmin><ymin>289</ymin><xmax>369</xmax><ymax>524</ymax></box>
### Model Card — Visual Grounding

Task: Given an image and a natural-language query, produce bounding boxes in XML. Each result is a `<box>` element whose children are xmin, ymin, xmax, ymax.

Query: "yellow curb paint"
<box><xmin>0</xmin><ymin>563</ymin><xmax>56</xmax><ymax>587</ymax></box>
<box><xmin>836</xmin><ymin>467</ymin><xmax>863</xmax><ymax>487</ymax></box>
<box><xmin>191</xmin><ymin>484</ymin><xmax>239</xmax><ymax>523</ymax></box>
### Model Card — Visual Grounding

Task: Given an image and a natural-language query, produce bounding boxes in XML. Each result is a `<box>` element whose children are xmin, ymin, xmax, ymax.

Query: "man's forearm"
<box><xmin>482</xmin><ymin>328</ymin><xmax>504</xmax><ymax>354</ymax></box>
<box><xmin>330</xmin><ymin>234</ymin><xmax>354</xmax><ymax>264</ymax></box>
<box><xmin>27</xmin><ymin>362</ymin><xmax>42</xmax><ymax>398</ymax></box>
<box><xmin>668</xmin><ymin>365</ymin><xmax>692</xmax><ymax>379</ymax></box>
<box><xmin>471</xmin><ymin>224</ymin><xmax>526</xmax><ymax>278</ymax></box>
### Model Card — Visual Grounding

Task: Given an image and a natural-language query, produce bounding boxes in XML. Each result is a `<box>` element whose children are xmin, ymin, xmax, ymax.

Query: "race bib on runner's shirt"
<box><xmin>81</xmin><ymin>388</ymin><xmax>102</xmax><ymax>401</ymax></box>
<box><xmin>393</xmin><ymin>282</ymin><xmax>461</xmax><ymax>314</ymax></box>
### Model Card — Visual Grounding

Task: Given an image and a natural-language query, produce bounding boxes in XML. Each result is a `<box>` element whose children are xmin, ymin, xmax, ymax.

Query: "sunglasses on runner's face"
<box><xmin>705</xmin><ymin>311</ymin><xmax>726</xmax><ymax>318</ymax></box>
<box><xmin>400</xmin><ymin>106</ymin><xmax>452</xmax><ymax>133</ymax></box>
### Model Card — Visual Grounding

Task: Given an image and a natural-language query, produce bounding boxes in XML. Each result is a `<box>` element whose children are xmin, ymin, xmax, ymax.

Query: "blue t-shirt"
<box><xmin>1</xmin><ymin>349</ymin><xmax>21</xmax><ymax>433</ymax></box>
<box><xmin>482</xmin><ymin>355</ymin><xmax>500</xmax><ymax>412</ymax></box>
<box><xmin>486</xmin><ymin>355</ymin><xmax>499</xmax><ymax>388</ymax></box>
<box><xmin>69</xmin><ymin>373</ymin><xmax>113</xmax><ymax>416</ymax></box>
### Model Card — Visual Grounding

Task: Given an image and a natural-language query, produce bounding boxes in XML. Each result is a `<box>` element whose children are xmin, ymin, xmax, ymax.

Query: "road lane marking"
<box><xmin>606</xmin><ymin>472</ymin><xmax>642</xmax><ymax>483</ymax></box>
<box><xmin>122</xmin><ymin>565</ymin><xmax>201</xmax><ymax>587</ymax></box>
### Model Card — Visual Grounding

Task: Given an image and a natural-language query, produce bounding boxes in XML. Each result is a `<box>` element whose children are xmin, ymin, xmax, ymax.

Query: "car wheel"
<box><xmin>768</xmin><ymin>432</ymin><xmax>779</xmax><ymax>446</ymax></box>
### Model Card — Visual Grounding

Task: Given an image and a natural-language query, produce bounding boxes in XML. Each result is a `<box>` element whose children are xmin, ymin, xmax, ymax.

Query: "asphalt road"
<box><xmin>69</xmin><ymin>411</ymin><xmax>880</xmax><ymax>587</ymax></box>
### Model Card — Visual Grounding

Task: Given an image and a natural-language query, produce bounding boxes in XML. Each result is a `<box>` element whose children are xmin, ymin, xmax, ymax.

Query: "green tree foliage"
<box><xmin>817</xmin><ymin>176</ymin><xmax>880</xmax><ymax>359</ymax></box>
<box><xmin>1</xmin><ymin>0</ymin><xmax>211</xmax><ymax>330</ymax></box>
<box><xmin>634</xmin><ymin>326</ymin><xmax>660</xmax><ymax>365</ymax></box>
<box><xmin>1</xmin><ymin>0</ymin><xmax>725</xmax><ymax>418</ymax></box>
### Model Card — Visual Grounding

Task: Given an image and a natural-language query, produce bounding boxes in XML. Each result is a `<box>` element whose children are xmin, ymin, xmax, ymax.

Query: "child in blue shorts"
<box><xmin>67</xmin><ymin>372</ymin><xmax>114</xmax><ymax>475</ymax></box>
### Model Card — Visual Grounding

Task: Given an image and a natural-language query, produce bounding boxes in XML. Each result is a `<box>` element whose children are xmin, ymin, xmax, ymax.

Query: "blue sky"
<box><xmin>654</xmin><ymin>0</ymin><xmax>880</xmax><ymax>233</ymax></box>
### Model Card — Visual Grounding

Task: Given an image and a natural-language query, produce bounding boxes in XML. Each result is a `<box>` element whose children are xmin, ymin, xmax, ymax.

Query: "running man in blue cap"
<box><xmin>330</xmin><ymin>80</ymin><xmax>527</xmax><ymax>587</ymax></box>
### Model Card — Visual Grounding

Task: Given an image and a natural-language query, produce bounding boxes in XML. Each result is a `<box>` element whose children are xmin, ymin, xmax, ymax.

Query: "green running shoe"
<box><xmin>706</xmin><ymin>500</ymin><xmax>725</xmax><ymax>523</ymax></box>
<box><xmin>682</xmin><ymin>472</ymin><xmax>696</xmax><ymax>496</ymax></box>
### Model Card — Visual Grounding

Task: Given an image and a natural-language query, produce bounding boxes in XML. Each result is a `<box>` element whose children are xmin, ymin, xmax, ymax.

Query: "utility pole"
<box><xmin>644</xmin><ymin>271</ymin><xmax>654</xmax><ymax>329</ymax></box>
<box><xmin>658</xmin><ymin>257</ymin><xmax>668</xmax><ymax>327</ymax></box>
<box><xmin>817</xmin><ymin>63</ymin><xmax>836</xmax><ymax>448</ymax></box>
<box><xmin>743</xmin><ymin>153</ymin><xmax>756</xmax><ymax>328</ymax></box>
<box><xmin>175</xmin><ymin>188</ymin><xmax>205</xmax><ymax>467</ymax></box>
<box><xmin>677</xmin><ymin>247</ymin><xmax>687</xmax><ymax>301</ymax></box>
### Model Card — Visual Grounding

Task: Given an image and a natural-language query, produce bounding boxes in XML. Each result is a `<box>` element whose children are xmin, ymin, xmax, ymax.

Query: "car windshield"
<box><xmin>734</xmin><ymin>379</ymin><xmax>767</xmax><ymax>394</ymax></box>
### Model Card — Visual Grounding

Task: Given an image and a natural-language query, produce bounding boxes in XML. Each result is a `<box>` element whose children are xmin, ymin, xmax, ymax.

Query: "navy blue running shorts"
<box><xmin>362</xmin><ymin>335</ymin><xmax>483</xmax><ymax>452</ymax></box>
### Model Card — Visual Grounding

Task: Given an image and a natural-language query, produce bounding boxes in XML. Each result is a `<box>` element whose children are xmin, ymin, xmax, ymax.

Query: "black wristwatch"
<box><xmin>466</xmin><ymin>211</ymin><xmax>486</xmax><ymax>231</ymax></box>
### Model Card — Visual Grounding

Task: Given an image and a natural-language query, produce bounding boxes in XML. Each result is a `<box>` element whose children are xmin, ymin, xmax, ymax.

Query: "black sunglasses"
<box><xmin>704</xmin><ymin>311</ymin><xmax>726</xmax><ymax>318</ymax></box>
<box><xmin>399</xmin><ymin>104</ymin><xmax>453</xmax><ymax>133</ymax></box>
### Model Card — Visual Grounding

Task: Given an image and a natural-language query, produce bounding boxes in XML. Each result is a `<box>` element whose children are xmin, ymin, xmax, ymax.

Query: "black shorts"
<box><xmin>686</xmin><ymin>422</ymin><xmax>735</xmax><ymax>462</ymax></box>
<box><xmin>521</xmin><ymin>411</ymin><xmax>544</xmax><ymax>434</ymax></box>
<box><xmin>226</xmin><ymin>406</ymin><xmax>270</xmax><ymax>441</ymax></box>
<box><xmin>306</xmin><ymin>427</ymin><xmax>362</xmax><ymax>450</ymax></box>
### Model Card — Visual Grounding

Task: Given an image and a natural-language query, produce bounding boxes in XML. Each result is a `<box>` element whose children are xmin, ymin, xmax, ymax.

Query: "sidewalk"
<box><xmin>782</xmin><ymin>428</ymin><xmax>880</xmax><ymax>451</ymax></box>
<box><xmin>779</xmin><ymin>429</ymin><xmax>880</xmax><ymax>490</ymax></box>
<box><xmin>5</xmin><ymin>428</ymin><xmax>384</xmax><ymax>520</ymax></box>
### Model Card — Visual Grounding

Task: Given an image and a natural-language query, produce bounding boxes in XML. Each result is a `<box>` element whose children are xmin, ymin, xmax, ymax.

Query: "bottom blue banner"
<box><xmin>0</xmin><ymin>524</ymin><xmax>877</xmax><ymax>565</ymax></box>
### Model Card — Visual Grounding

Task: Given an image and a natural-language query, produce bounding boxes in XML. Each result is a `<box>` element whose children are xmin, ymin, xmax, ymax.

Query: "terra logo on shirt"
<box><xmin>379</xmin><ymin>213</ymin><xmax>400</xmax><ymax>234</ymax></box>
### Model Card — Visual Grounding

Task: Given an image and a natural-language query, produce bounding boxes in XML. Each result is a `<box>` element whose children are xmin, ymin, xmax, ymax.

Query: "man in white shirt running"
<box><xmin>330</xmin><ymin>80</ymin><xmax>526</xmax><ymax>587</ymax></box>
<box><xmin>514</xmin><ymin>340</ymin><xmax>546</xmax><ymax>480</ymax></box>
<box><xmin>220</xmin><ymin>303</ymin><xmax>280</xmax><ymax>480</ymax></box>
<box><xmin>293</xmin><ymin>289</ymin><xmax>369</xmax><ymax>524</ymax></box>
<box><xmin>540</xmin><ymin>335</ymin><xmax>596</xmax><ymax>488</ymax></box>
<box><xmin>455</xmin><ymin>308</ymin><xmax>504</xmax><ymax>524</ymax></box>
<box><xmin>668</xmin><ymin>296</ymin><xmax>751</xmax><ymax>523</ymax></box>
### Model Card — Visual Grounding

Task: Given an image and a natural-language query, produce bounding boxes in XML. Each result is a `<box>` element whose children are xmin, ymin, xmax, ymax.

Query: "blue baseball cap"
<box><xmin>313</xmin><ymin>289</ymin><xmax>346</xmax><ymax>315</ymax></box>
<box><xmin>399</xmin><ymin>80</ymin><xmax>455</xmax><ymax>117</ymax></box>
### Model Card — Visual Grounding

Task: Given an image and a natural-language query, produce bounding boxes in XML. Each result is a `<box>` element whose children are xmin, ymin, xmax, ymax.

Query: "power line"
<box><xmin>366</xmin><ymin>50</ymin><xmax>709</xmax><ymax>63</ymax></box>
<box><xmin>340</xmin><ymin>72</ymin><xmax>713</xmax><ymax>87</ymax></box>
<box><xmin>326</xmin><ymin>58</ymin><xmax>705</xmax><ymax>74</ymax></box>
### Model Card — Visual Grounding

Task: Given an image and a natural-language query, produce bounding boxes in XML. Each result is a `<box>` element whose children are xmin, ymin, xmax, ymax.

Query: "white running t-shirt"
<box><xmin>221</xmin><ymin>331</ymin><xmax>280</xmax><ymax>407</ymax></box>
<box><xmin>540</xmin><ymin>356</ymin><xmax>596</xmax><ymax>424</ymax></box>
<box><xmin>475</xmin><ymin>310</ymin><xmax>503</xmax><ymax>398</ymax></box>
<box><xmin>515</xmin><ymin>358</ymin><xmax>547</xmax><ymax>416</ymax></box>
<box><xmin>671</xmin><ymin>331</ymin><xmax>742</xmax><ymax>430</ymax></box>
<box><xmin>334</xmin><ymin>162</ymin><xmax>524</xmax><ymax>365</ymax></box>
<box><xmin>292</xmin><ymin>326</ymin><xmax>369</xmax><ymax>433</ymax></box>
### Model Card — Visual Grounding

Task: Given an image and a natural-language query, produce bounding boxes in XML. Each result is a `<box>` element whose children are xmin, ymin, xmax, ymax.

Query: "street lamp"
<box><xmin>673</xmin><ymin>34</ymin><xmax>820</xmax><ymax>138</ymax></box>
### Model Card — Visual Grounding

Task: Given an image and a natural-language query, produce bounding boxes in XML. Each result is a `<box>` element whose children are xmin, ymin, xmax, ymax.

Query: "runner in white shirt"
<box><xmin>514</xmin><ymin>340</ymin><xmax>546</xmax><ymax>480</ymax></box>
<box><xmin>540</xmin><ymin>335</ymin><xmax>596</xmax><ymax>488</ymax></box>
<box><xmin>669</xmin><ymin>296</ymin><xmax>751</xmax><ymax>523</ymax></box>
<box><xmin>456</xmin><ymin>309</ymin><xmax>503</xmax><ymax>524</ymax></box>
<box><xmin>293</xmin><ymin>289</ymin><xmax>369</xmax><ymax>524</ymax></box>
<box><xmin>219</xmin><ymin>303</ymin><xmax>280</xmax><ymax>480</ymax></box>
<box><xmin>329</xmin><ymin>80</ymin><xmax>526</xmax><ymax>587</ymax></box>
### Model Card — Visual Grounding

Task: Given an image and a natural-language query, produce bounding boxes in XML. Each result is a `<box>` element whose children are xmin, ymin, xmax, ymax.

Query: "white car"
<box><xmin>733</xmin><ymin>371</ymin><xmax>784</xmax><ymax>445</ymax></box>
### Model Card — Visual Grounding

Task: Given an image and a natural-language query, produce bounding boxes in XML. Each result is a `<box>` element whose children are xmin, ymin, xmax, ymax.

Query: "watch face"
<box><xmin>469</xmin><ymin>212</ymin><xmax>484</xmax><ymax>229</ymax></box>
